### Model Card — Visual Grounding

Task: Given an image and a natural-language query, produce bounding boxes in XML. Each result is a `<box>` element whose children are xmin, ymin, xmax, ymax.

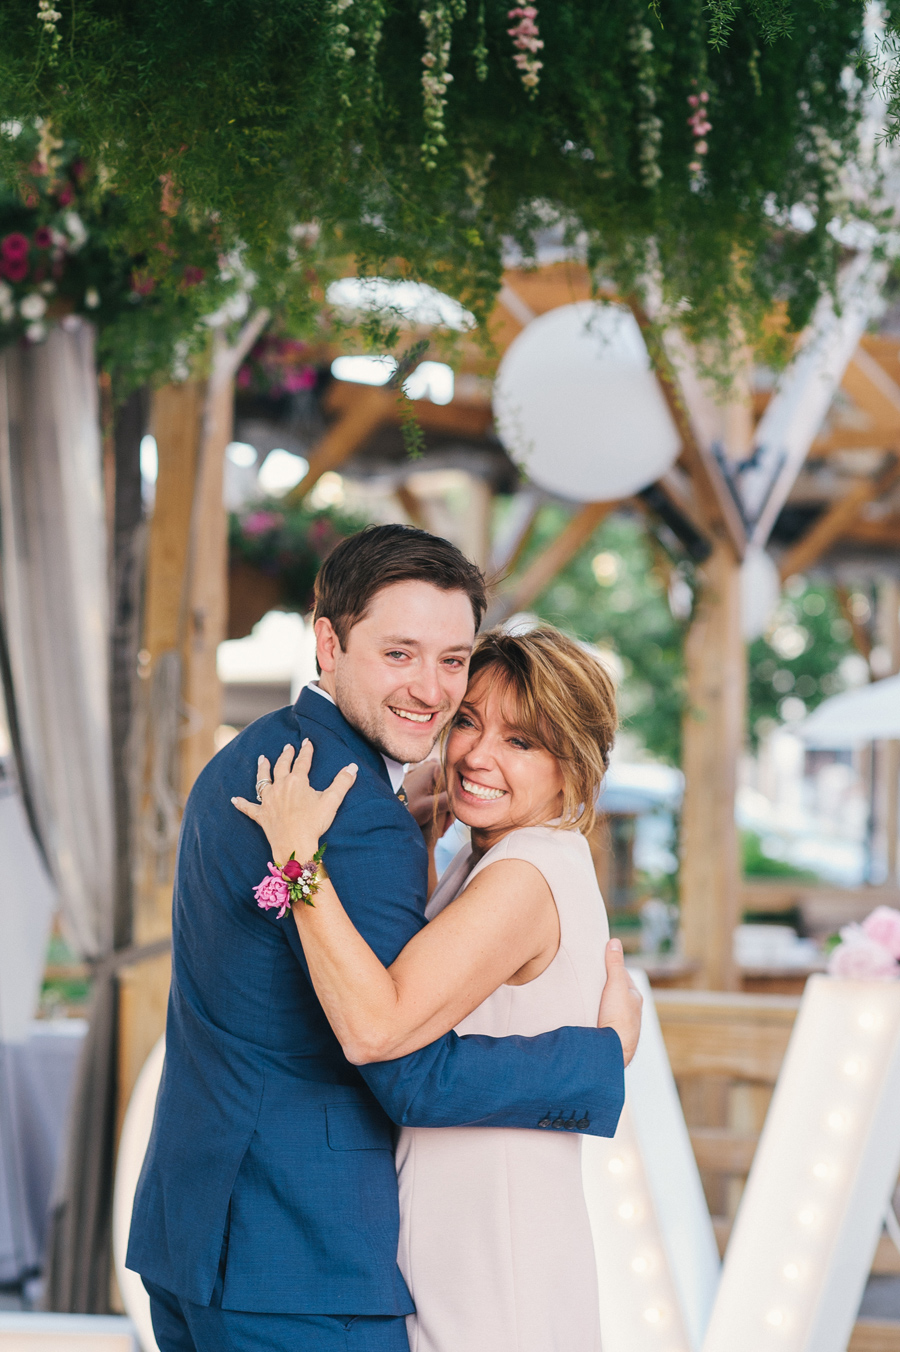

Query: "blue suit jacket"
<box><xmin>127</xmin><ymin>687</ymin><xmax>625</xmax><ymax>1314</ymax></box>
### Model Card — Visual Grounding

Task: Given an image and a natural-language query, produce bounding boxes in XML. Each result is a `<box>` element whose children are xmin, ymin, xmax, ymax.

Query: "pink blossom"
<box><xmin>33</xmin><ymin>227</ymin><xmax>53</xmax><ymax>249</ymax></box>
<box><xmin>236</xmin><ymin>366</ymin><xmax>252</xmax><ymax>389</ymax></box>
<box><xmin>688</xmin><ymin>94</ymin><xmax>700</xmax><ymax>108</ymax></box>
<box><xmin>861</xmin><ymin>905</ymin><xmax>900</xmax><ymax>959</ymax></box>
<box><xmin>1</xmin><ymin>257</ymin><xmax>28</xmax><ymax>283</ymax></box>
<box><xmin>253</xmin><ymin>864</ymin><xmax>291</xmax><ymax>919</ymax></box>
<box><xmin>2</xmin><ymin>233</ymin><xmax>29</xmax><ymax>261</ymax></box>
<box><xmin>242</xmin><ymin>510</ymin><xmax>283</xmax><ymax>536</ymax></box>
<box><xmin>282</xmin><ymin>368</ymin><xmax>316</xmax><ymax>393</ymax></box>
<box><xmin>828</xmin><ymin>926</ymin><xmax>899</xmax><ymax>979</ymax></box>
<box><xmin>183</xmin><ymin>265</ymin><xmax>205</xmax><ymax>287</ymax></box>
<box><xmin>56</xmin><ymin>184</ymin><xmax>74</xmax><ymax>207</ymax></box>
<box><xmin>695</xmin><ymin>141</ymin><xmax>708</xmax><ymax>155</ymax></box>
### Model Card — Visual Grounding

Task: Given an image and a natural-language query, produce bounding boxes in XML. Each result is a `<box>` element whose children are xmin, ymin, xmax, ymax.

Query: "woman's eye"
<box><xmin>455</xmin><ymin>714</ymin><xmax>475</xmax><ymax>729</ymax></box>
<box><xmin>510</xmin><ymin>737</ymin><xmax>530</xmax><ymax>750</ymax></box>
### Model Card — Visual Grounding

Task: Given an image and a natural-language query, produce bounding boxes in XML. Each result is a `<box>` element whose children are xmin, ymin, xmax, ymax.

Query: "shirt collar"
<box><xmin>306</xmin><ymin>681</ymin><xmax>407</xmax><ymax>794</ymax></box>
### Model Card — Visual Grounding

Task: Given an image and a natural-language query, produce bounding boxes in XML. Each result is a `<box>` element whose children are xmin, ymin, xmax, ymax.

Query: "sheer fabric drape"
<box><xmin>0</xmin><ymin>320</ymin><xmax>115</xmax><ymax>962</ymax></box>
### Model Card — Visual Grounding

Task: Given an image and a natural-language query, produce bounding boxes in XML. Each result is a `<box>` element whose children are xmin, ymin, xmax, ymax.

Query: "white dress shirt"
<box><xmin>305</xmin><ymin>681</ymin><xmax>407</xmax><ymax>793</ymax></box>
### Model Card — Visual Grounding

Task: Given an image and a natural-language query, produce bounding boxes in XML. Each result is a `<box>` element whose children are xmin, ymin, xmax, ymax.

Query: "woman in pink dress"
<box><xmin>239</xmin><ymin>626</ymin><xmax>641</xmax><ymax>1352</ymax></box>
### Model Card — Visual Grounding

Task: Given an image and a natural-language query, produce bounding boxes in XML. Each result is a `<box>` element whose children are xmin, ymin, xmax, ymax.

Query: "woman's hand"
<box><xmin>232</xmin><ymin>739</ymin><xmax>358</xmax><ymax>863</ymax></box>
<box><xmin>597</xmin><ymin>939</ymin><xmax>643</xmax><ymax>1067</ymax></box>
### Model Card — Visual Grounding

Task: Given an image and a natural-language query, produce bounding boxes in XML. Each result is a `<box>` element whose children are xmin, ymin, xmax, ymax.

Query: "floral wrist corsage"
<box><xmin>253</xmin><ymin>847</ymin><xmax>327</xmax><ymax>919</ymax></box>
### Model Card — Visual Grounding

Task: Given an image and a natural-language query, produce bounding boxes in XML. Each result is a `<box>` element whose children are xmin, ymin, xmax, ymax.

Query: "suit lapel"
<box><xmin>292</xmin><ymin>686</ymin><xmax>392</xmax><ymax>789</ymax></box>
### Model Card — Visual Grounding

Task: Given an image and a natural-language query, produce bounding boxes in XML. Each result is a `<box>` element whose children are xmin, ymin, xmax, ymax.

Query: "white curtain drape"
<box><xmin>0</xmin><ymin>320</ymin><xmax>115</xmax><ymax>961</ymax></box>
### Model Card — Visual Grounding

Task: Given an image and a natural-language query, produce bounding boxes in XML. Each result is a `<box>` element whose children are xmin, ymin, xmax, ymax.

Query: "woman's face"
<box><xmin>445</xmin><ymin>674</ymin><xmax>565</xmax><ymax>839</ymax></box>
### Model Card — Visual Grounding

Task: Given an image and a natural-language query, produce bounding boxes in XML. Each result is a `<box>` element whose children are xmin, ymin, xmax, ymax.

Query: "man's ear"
<box><xmin>314</xmin><ymin>616</ymin><xmax>341</xmax><ymax>674</ymax></box>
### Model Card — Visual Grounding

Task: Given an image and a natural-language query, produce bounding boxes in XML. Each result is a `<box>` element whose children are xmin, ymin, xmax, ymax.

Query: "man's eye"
<box><xmin>443</xmin><ymin>657</ymin><xmax>464</xmax><ymax>669</ymax></box>
<box><xmin>385</xmin><ymin>650</ymin><xmax>408</xmax><ymax>660</ymax></box>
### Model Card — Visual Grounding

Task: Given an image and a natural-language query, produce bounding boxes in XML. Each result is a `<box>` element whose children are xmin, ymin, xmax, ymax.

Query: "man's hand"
<box><xmin>402</xmin><ymin>761</ymin><xmax>453</xmax><ymax>844</ymax></box>
<box><xmin>598</xmin><ymin>939</ymin><xmax>643</xmax><ymax>1067</ymax></box>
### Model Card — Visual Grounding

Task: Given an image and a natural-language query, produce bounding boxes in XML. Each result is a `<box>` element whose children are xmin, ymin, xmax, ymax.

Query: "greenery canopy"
<box><xmin>0</xmin><ymin>0</ymin><xmax>874</xmax><ymax>375</ymax></box>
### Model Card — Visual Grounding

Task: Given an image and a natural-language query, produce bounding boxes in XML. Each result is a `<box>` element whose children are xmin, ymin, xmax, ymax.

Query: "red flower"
<box><xmin>56</xmin><ymin>184</ymin><xmax>74</xmax><ymax>207</ymax></box>
<box><xmin>236</xmin><ymin>366</ymin><xmax>252</xmax><ymax>389</ymax></box>
<box><xmin>130</xmin><ymin>268</ymin><xmax>156</xmax><ymax>296</ymax></box>
<box><xmin>183</xmin><ymin>266</ymin><xmax>205</xmax><ymax>287</ymax></box>
<box><xmin>1</xmin><ymin>257</ymin><xmax>28</xmax><ymax>283</ymax></box>
<box><xmin>33</xmin><ymin>227</ymin><xmax>53</xmax><ymax>250</ymax></box>
<box><xmin>281</xmin><ymin>859</ymin><xmax>304</xmax><ymax>881</ymax></box>
<box><xmin>2</xmin><ymin>233</ymin><xmax>29</xmax><ymax>262</ymax></box>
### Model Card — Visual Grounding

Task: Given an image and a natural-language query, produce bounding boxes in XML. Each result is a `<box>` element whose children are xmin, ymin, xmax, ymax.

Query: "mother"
<box><xmin>237</xmin><ymin>625</ymin><xmax>639</xmax><ymax>1352</ymax></box>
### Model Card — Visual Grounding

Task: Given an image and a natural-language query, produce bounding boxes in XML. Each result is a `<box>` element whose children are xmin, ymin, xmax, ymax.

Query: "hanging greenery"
<box><xmin>0</xmin><ymin>0</ymin><xmax>876</xmax><ymax>373</ymax></box>
<box><xmin>229</xmin><ymin>500</ymin><xmax>370</xmax><ymax>614</ymax></box>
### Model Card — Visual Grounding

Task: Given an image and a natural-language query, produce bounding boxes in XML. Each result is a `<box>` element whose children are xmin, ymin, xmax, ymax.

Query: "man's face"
<box><xmin>315</xmin><ymin>580</ymin><xmax>476</xmax><ymax>763</ymax></box>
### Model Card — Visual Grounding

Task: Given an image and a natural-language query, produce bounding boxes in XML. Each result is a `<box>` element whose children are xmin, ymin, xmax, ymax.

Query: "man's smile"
<box><xmin>389</xmin><ymin>705</ymin><xmax>438</xmax><ymax>725</ymax></box>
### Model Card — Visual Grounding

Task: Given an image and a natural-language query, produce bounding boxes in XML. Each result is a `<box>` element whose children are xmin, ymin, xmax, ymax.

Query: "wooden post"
<box><xmin>679</xmin><ymin>541</ymin><xmax>745</xmax><ymax>990</ymax></box>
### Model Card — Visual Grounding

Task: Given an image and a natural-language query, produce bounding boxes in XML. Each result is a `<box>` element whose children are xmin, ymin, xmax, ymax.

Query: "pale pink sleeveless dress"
<box><xmin>395</xmin><ymin>824</ymin><xmax>609</xmax><ymax>1352</ymax></box>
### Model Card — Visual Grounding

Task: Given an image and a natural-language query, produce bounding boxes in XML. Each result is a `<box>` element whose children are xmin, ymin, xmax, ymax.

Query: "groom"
<box><xmin>127</xmin><ymin>523</ymin><xmax>641</xmax><ymax>1352</ymax></box>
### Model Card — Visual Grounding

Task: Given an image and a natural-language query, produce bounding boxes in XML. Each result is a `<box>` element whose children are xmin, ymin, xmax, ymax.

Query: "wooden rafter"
<box><xmin>779</xmin><ymin>456</ymin><xmax>900</xmax><ymax>580</ymax></box>
<box><xmin>485</xmin><ymin>501</ymin><xmax>616</xmax><ymax>625</ymax></box>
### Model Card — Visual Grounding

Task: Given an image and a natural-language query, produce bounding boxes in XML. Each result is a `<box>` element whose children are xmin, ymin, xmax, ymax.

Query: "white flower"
<box><xmin>25</xmin><ymin>321</ymin><xmax>47</xmax><ymax>343</ymax></box>
<box><xmin>19</xmin><ymin>293</ymin><xmax>48</xmax><ymax>320</ymax></box>
<box><xmin>40</xmin><ymin>280</ymin><xmax>57</xmax><ymax>295</ymax></box>
<box><xmin>63</xmin><ymin>211</ymin><xmax>88</xmax><ymax>251</ymax></box>
<box><xmin>0</xmin><ymin>282</ymin><xmax>12</xmax><ymax>307</ymax></box>
<box><xmin>0</xmin><ymin>304</ymin><xmax>15</xmax><ymax>324</ymax></box>
<box><xmin>84</xmin><ymin>286</ymin><xmax>100</xmax><ymax>309</ymax></box>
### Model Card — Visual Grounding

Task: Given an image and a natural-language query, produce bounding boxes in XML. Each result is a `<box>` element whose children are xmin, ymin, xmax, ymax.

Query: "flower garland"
<box><xmin>687</xmin><ymin>85</ymin><xmax>711</xmax><ymax>188</ymax></box>
<box><xmin>420</xmin><ymin>0</ymin><xmax>466</xmax><ymax>168</ymax></box>
<box><xmin>629</xmin><ymin>23</ymin><xmax>663</xmax><ymax>191</ymax></box>
<box><xmin>507</xmin><ymin>6</ymin><xmax>543</xmax><ymax>96</ymax></box>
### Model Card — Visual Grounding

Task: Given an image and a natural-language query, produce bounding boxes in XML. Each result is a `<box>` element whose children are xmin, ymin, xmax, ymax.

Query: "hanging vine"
<box><xmin>0</xmin><ymin>0</ymin><xmax>878</xmax><ymax>379</ymax></box>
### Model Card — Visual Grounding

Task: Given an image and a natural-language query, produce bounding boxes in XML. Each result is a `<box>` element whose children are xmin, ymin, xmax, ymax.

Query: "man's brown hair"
<box><xmin>313</xmin><ymin>523</ymin><xmax>487</xmax><ymax>647</ymax></box>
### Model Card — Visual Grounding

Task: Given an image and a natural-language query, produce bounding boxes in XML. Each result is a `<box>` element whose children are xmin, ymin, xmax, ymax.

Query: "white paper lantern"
<box><xmin>740</xmin><ymin>547</ymin><xmax>781</xmax><ymax>642</ymax></box>
<box><xmin>493</xmin><ymin>302</ymin><xmax>682</xmax><ymax>502</ymax></box>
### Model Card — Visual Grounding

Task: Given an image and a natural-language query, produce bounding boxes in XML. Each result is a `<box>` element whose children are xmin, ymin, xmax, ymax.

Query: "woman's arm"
<box><xmin>233</xmin><ymin>742</ymin><xmax>559</xmax><ymax>1063</ymax></box>
<box><xmin>292</xmin><ymin>855</ymin><xmax>559</xmax><ymax>1063</ymax></box>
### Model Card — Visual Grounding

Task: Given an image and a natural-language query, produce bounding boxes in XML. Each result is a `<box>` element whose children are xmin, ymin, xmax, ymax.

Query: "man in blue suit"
<box><xmin>127</xmin><ymin>524</ymin><xmax>640</xmax><ymax>1351</ymax></box>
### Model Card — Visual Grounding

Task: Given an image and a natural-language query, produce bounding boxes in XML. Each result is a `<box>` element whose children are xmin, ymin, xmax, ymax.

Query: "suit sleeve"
<box><xmin>281</xmin><ymin>774</ymin><xmax>625</xmax><ymax>1139</ymax></box>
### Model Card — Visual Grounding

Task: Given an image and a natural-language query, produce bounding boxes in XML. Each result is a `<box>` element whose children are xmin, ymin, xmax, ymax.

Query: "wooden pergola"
<box><xmin>118</xmin><ymin>252</ymin><xmax>900</xmax><ymax>1128</ymax></box>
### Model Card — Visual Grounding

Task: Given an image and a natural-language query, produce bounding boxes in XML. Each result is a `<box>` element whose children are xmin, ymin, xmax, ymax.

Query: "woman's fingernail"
<box><xmin>346</xmin><ymin>763</ymin><xmax>358</xmax><ymax>774</ymax></box>
<box><xmin>257</xmin><ymin>754</ymin><xmax>264</xmax><ymax>763</ymax></box>
<box><xmin>302</xmin><ymin>737</ymin><xmax>310</xmax><ymax>747</ymax></box>
<box><xmin>284</xmin><ymin>743</ymin><xmax>292</xmax><ymax>752</ymax></box>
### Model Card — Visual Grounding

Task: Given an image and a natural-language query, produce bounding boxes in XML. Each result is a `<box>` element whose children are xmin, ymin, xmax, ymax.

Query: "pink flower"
<box><xmin>688</xmin><ymin>94</ymin><xmax>700</xmax><ymax>108</ymax></box>
<box><xmin>282</xmin><ymin>368</ymin><xmax>316</xmax><ymax>393</ymax></box>
<box><xmin>2</xmin><ymin>233</ymin><xmax>29</xmax><ymax>262</ymax></box>
<box><xmin>131</xmin><ymin>268</ymin><xmax>156</xmax><ymax>296</ymax></box>
<box><xmin>56</xmin><ymin>184</ymin><xmax>74</xmax><ymax>207</ymax></box>
<box><xmin>253</xmin><ymin>863</ymin><xmax>291</xmax><ymax>919</ymax></box>
<box><xmin>282</xmin><ymin>859</ymin><xmax>304</xmax><ymax>881</ymax></box>
<box><xmin>861</xmin><ymin>905</ymin><xmax>900</xmax><ymax>960</ymax></box>
<box><xmin>695</xmin><ymin>141</ymin><xmax>708</xmax><ymax>155</ymax></box>
<box><xmin>1</xmin><ymin>257</ymin><xmax>27</xmax><ymax>283</ymax></box>
<box><xmin>828</xmin><ymin>926</ymin><xmax>899</xmax><ymax>979</ymax></box>
<box><xmin>33</xmin><ymin>227</ymin><xmax>53</xmax><ymax>249</ymax></box>
<box><xmin>242</xmin><ymin>510</ymin><xmax>283</xmax><ymax>537</ymax></box>
<box><xmin>183</xmin><ymin>265</ymin><xmax>205</xmax><ymax>287</ymax></box>
<box><xmin>236</xmin><ymin>366</ymin><xmax>252</xmax><ymax>389</ymax></box>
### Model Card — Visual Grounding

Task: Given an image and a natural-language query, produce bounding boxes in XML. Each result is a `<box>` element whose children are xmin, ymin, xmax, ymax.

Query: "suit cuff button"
<box><xmin>551</xmin><ymin>1116</ymin><xmax>565</xmax><ymax>1128</ymax></box>
<box><xmin>576</xmin><ymin>1116</ymin><xmax>590</xmax><ymax>1130</ymax></box>
<box><xmin>537</xmin><ymin>1116</ymin><xmax>551</xmax><ymax>1128</ymax></box>
<box><xmin>564</xmin><ymin>1118</ymin><xmax>575</xmax><ymax>1130</ymax></box>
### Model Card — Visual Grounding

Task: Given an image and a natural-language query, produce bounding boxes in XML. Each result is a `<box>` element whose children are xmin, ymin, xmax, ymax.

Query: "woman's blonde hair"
<box><xmin>455</xmin><ymin>625</ymin><xmax>618</xmax><ymax>836</ymax></box>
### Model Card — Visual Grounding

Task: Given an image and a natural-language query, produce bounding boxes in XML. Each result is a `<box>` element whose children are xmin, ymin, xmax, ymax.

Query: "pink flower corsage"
<box><xmin>253</xmin><ymin>847</ymin><xmax>327</xmax><ymax>919</ymax></box>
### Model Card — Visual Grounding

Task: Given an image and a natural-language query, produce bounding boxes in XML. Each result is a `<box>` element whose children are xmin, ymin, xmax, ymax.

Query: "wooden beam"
<box><xmin>843</xmin><ymin>347</ymin><xmax>900</xmax><ymax>427</ymax></box>
<box><xmin>779</xmin><ymin>456</ymin><xmax>900</xmax><ymax>580</ymax></box>
<box><xmin>286</xmin><ymin>384</ymin><xmax>394</xmax><ymax>503</ymax></box>
<box><xmin>629</xmin><ymin>301</ymin><xmax>747</xmax><ymax>560</ymax></box>
<box><xmin>836</xmin><ymin>585</ymin><xmax>873</xmax><ymax>662</ymax></box>
<box><xmin>811</xmin><ymin>425</ymin><xmax>900</xmax><ymax>455</ymax></box>
<box><xmin>679</xmin><ymin>541</ymin><xmax>745</xmax><ymax>989</ymax></box>
<box><xmin>738</xmin><ymin>252</ymin><xmax>889</xmax><ymax>548</ymax></box>
<box><xmin>486</xmin><ymin>501</ymin><xmax>615</xmax><ymax>624</ymax></box>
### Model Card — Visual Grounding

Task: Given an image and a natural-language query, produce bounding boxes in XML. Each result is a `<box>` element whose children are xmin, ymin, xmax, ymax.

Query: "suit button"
<box><xmin>552</xmin><ymin>1116</ymin><xmax>565</xmax><ymax>1128</ymax></box>
<box><xmin>564</xmin><ymin>1118</ymin><xmax>575</xmax><ymax>1130</ymax></box>
<box><xmin>538</xmin><ymin>1117</ymin><xmax>551</xmax><ymax>1128</ymax></box>
<box><xmin>576</xmin><ymin>1116</ymin><xmax>590</xmax><ymax>1130</ymax></box>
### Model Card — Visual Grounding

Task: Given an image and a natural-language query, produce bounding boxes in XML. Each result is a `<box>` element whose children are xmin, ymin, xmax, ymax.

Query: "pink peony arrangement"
<box><xmin>828</xmin><ymin>905</ymin><xmax>900</xmax><ymax>979</ymax></box>
<box><xmin>253</xmin><ymin>863</ymin><xmax>291</xmax><ymax>920</ymax></box>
